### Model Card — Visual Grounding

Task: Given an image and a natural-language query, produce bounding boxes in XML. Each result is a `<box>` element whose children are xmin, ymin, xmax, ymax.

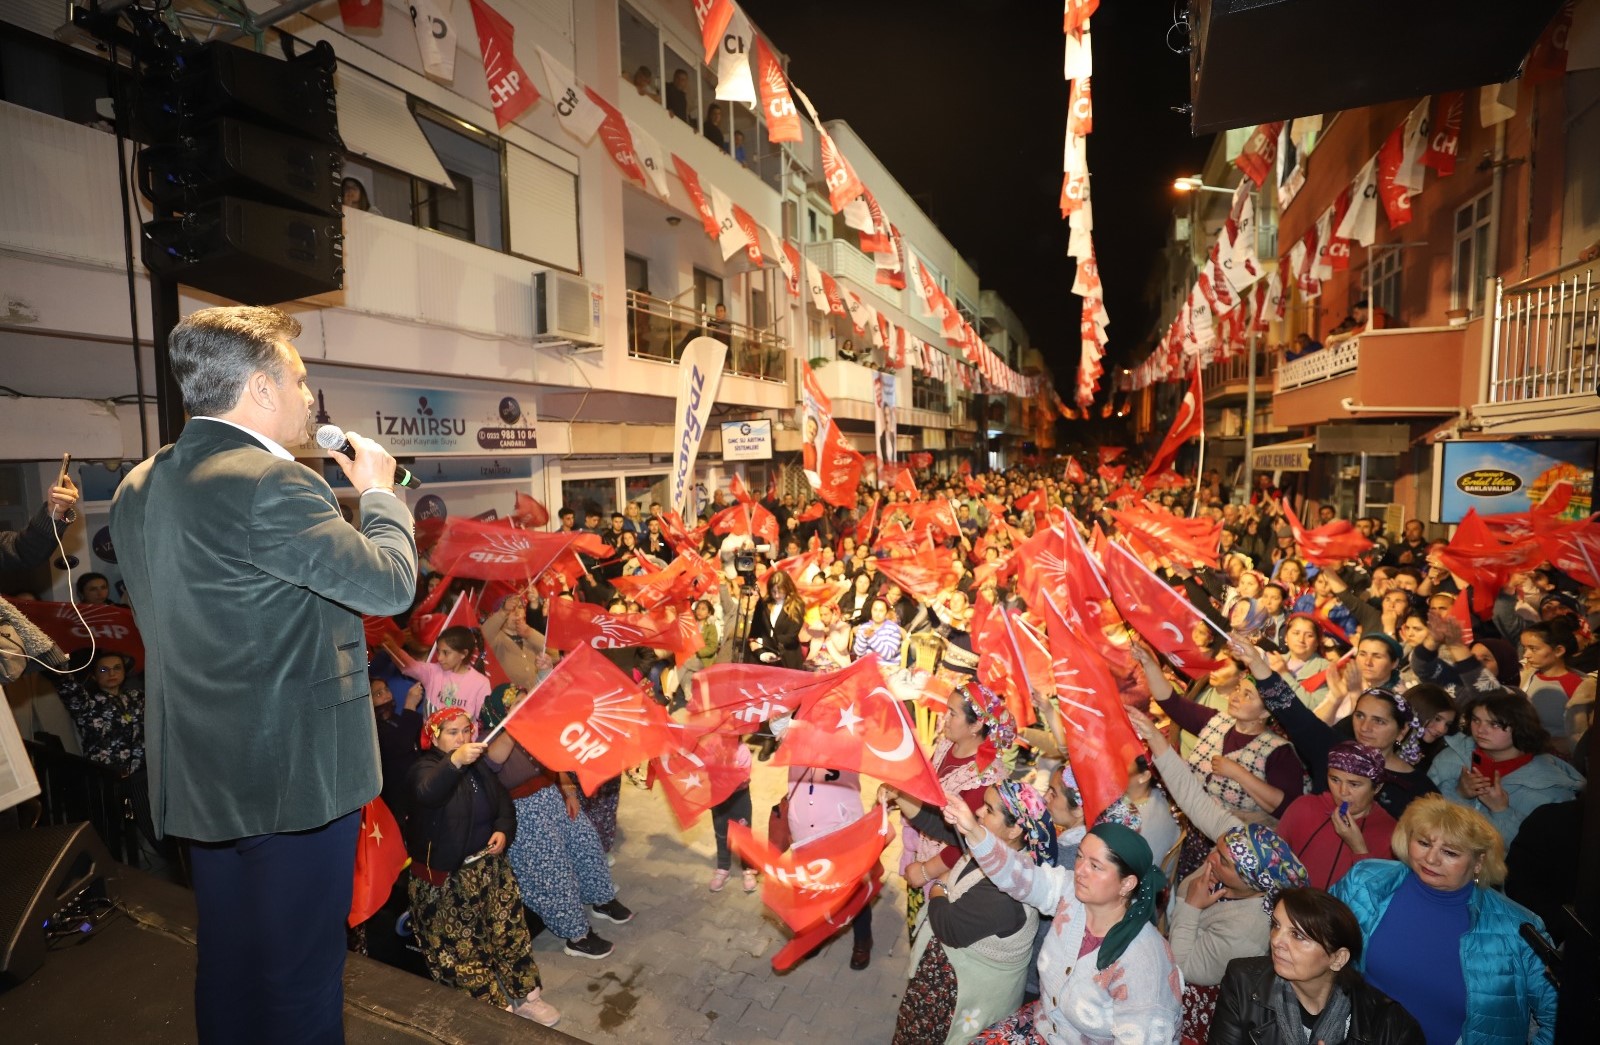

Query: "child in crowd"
<box><xmin>383</xmin><ymin>625</ymin><xmax>492</xmax><ymax>721</ymax></box>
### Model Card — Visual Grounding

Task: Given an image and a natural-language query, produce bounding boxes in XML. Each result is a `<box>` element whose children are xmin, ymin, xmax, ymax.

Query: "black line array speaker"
<box><xmin>137</xmin><ymin>40</ymin><xmax>344</xmax><ymax>305</ymax></box>
<box><xmin>144</xmin><ymin>197</ymin><xmax>344</xmax><ymax>306</ymax></box>
<box><xmin>0</xmin><ymin>822</ymin><xmax>114</xmax><ymax>990</ymax></box>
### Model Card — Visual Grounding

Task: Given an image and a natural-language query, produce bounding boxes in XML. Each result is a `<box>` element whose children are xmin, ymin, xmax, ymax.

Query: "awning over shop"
<box><xmin>1252</xmin><ymin>440</ymin><xmax>1313</xmax><ymax>472</ymax></box>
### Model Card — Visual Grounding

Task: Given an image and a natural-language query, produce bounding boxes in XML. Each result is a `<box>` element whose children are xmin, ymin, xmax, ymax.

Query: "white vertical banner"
<box><xmin>410</xmin><ymin>0</ymin><xmax>458</xmax><ymax>82</ymax></box>
<box><xmin>670</xmin><ymin>336</ymin><xmax>728</xmax><ymax>519</ymax></box>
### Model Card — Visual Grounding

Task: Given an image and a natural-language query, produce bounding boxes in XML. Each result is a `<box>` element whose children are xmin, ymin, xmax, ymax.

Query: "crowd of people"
<box><xmin>12</xmin><ymin>440</ymin><xmax>1591</xmax><ymax>1042</ymax></box>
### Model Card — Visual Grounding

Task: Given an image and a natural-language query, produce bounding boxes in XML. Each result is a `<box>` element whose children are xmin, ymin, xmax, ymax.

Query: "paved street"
<box><xmin>529</xmin><ymin>757</ymin><xmax>912</xmax><ymax>1044</ymax></box>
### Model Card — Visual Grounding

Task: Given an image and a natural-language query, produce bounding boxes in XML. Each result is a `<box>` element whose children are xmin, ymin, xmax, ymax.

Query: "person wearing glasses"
<box><xmin>1426</xmin><ymin>691</ymin><xmax>1583</xmax><ymax>847</ymax></box>
<box><xmin>54</xmin><ymin>650</ymin><xmax>145</xmax><ymax>776</ymax></box>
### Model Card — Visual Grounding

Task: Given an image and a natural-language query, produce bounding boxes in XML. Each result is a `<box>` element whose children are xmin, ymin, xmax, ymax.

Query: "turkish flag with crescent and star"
<box><xmin>1111</xmin><ymin>505</ymin><xmax>1222</xmax><ymax>570</ymax></box>
<box><xmin>428</xmin><ymin>519</ymin><xmax>610</xmax><ymax>581</ymax></box>
<box><xmin>349</xmin><ymin>797</ymin><xmax>408</xmax><ymax>926</ymax></box>
<box><xmin>770</xmin><ymin>867</ymin><xmax>883</xmax><ymax>972</ymax></box>
<box><xmin>729</xmin><ymin>804</ymin><xmax>891</xmax><ymax>933</ymax></box>
<box><xmin>1100</xmin><ymin>539</ymin><xmax>1225</xmax><ymax>680</ymax></box>
<box><xmin>1144</xmin><ymin>364</ymin><xmax>1204</xmax><ymax>486</ymax></box>
<box><xmin>1039</xmin><ymin>592</ymin><xmax>1144</xmax><ymax>824</ymax></box>
<box><xmin>545</xmin><ymin>598</ymin><xmax>702</xmax><ymax>664</ymax></box>
<box><xmin>648</xmin><ymin>725</ymin><xmax>750</xmax><ymax>830</ymax></box>
<box><xmin>773</xmin><ymin>655</ymin><xmax>946</xmax><ymax>807</ymax></box>
<box><xmin>496</xmin><ymin>643</ymin><xmax>672</xmax><ymax>794</ymax></box>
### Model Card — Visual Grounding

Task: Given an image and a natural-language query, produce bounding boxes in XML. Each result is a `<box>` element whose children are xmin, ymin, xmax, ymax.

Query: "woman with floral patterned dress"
<box><xmin>56</xmin><ymin>651</ymin><xmax>145</xmax><ymax>775</ymax></box>
<box><xmin>893</xmin><ymin>781</ymin><xmax>1055</xmax><ymax>1045</ymax></box>
<box><xmin>888</xmin><ymin>683</ymin><xmax>1015</xmax><ymax>942</ymax></box>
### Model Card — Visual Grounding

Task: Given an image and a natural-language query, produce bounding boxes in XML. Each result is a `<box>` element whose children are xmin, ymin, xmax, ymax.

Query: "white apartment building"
<box><xmin>0</xmin><ymin>0</ymin><xmax>1041</xmax><ymax>598</ymax></box>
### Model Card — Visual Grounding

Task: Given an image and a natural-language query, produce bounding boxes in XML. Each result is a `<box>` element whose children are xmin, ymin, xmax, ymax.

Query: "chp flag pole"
<box><xmin>670</xmin><ymin>336</ymin><xmax>729</xmax><ymax>521</ymax></box>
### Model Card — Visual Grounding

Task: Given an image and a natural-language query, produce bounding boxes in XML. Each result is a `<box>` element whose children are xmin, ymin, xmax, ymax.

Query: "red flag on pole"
<box><xmin>1435</xmin><ymin>509</ymin><xmax>1548</xmax><ymax>614</ymax></box>
<box><xmin>1144</xmin><ymin>364</ymin><xmax>1204</xmax><ymax>485</ymax></box>
<box><xmin>1040</xmin><ymin>592</ymin><xmax>1144</xmax><ymax>824</ymax></box>
<box><xmin>466</xmin><ymin>0</ymin><xmax>540</xmax><ymax>129</ymax></box>
<box><xmin>729</xmin><ymin>807</ymin><xmax>890</xmax><ymax>933</ymax></box>
<box><xmin>494</xmin><ymin>644</ymin><xmax>672</xmax><ymax>794</ymax></box>
<box><xmin>873</xmin><ymin>546</ymin><xmax>956</xmax><ymax>601</ymax></box>
<box><xmin>511</xmin><ymin>491</ymin><xmax>549</xmax><ymax>528</ymax></box>
<box><xmin>9</xmin><ymin>598</ymin><xmax>144</xmax><ymax>665</ymax></box>
<box><xmin>1100</xmin><ymin>540</ymin><xmax>1225</xmax><ymax>679</ymax></box>
<box><xmin>774</xmin><ymin>655</ymin><xmax>946</xmax><ymax>807</ymax></box>
<box><xmin>648</xmin><ymin>725</ymin><xmax>750</xmax><ymax>830</ymax></box>
<box><xmin>429</xmin><ymin>520</ymin><xmax>610</xmax><ymax>581</ymax></box>
<box><xmin>770</xmin><ymin>868</ymin><xmax>882</xmax><ymax>971</ymax></box>
<box><xmin>753</xmin><ymin>35</ymin><xmax>801</xmax><ymax>143</ymax></box>
<box><xmin>610</xmin><ymin>550</ymin><xmax>720</xmax><ymax>610</ymax></box>
<box><xmin>1279</xmin><ymin>498</ymin><xmax>1374</xmax><ymax>567</ymax></box>
<box><xmin>1111</xmin><ymin>506</ymin><xmax>1222</xmax><ymax>570</ymax></box>
<box><xmin>545</xmin><ymin>598</ymin><xmax>702</xmax><ymax>663</ymax></box>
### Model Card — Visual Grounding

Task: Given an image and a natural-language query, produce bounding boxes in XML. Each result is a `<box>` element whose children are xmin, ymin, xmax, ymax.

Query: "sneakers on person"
<box><xmin>709</xmin><ymin>869</ymin><xmax>730</xmax><ymax>892</ymax></box>
<box><xmin>563</xmin><ymin>930</ymin><xmax>614</xmax><ymax>960</ymax></box>
<box><xmin>591</xmin><ymin>899</ymin><xmax>634</xmax><ymax>924</ymax></box>
<box><xmin>742</xmin><ymin>870</ymin><xmax>759</xmax><ymax>893</ymax></box>
<box><xmin>513</xmin><ymin>989</ymin><xmax>561</xmax><ymax>1027</ymax></box>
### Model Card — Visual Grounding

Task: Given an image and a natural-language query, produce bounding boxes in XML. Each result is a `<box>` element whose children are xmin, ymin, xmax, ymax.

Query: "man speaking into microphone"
<box><xmin>110</xmin><ymin>306</ymin><xmax>417</xmax><ymax>1045</ymax></box>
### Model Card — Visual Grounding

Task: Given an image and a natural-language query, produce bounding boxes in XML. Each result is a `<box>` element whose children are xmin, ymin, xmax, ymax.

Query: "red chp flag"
<box><xmin>774</xmin><ymin>654</ymin><xmax>946</xmax><ymax>808</ymax></box>
<box><xmin>338</xmin><ymin>0</ymin><xmax>383</xmax><ymax>29</ymax></box>
<box><xmin>1111</xmin><ymin>506</ymin><xmax>1222</xmax><ymax>570</ymax></box>
<box><xmin>1280</xmin><ymin>498</ymin><xmax>1374</xmax><ymax>567</ymax></box>
<box><xmin>1537</xmin><ymin>520</ymin><xmax>1600</xmax><ymax>589</ymax></box>
<box><xmin>874</xmin><ymin>546</ymin><xmax>955</xmax><ymax>601</ymax></box>
<box><xmin>10</xmin><ymin>598</ymin><xmax>144</xmax><ymax>665</ymax></box>
<box><xmin>685</xmin><ymin>661</ymin><xmax>819</xmax><ymax>733</ymax></box>
<box><xmin>1040</xmin><ymin>592</ymin><xmax>1144</xmax><ymax>824</ymax></box>
<box><xmin>1376</xmin><ymin>121</ymin><xmax>1413</xmax><ymax>229</ymax></box>
<box><xmin>587</xmin><ymin>87</ymin><xmax>645</xmax><ymax>185</ymax></box>
<box><xmin>1436</xmin><ymin>509</ymin><xmax>1547</xmax><ymax>614</ymax></box>
<box><xmin>1064</xmin><ymin>457</ymin><xmax>1088</xmax><ymax>484</ymax></box>
<box><xmin>1097</xmin><ymin>462</ymin><xmax>1126</xmax><ymax>486</ymax></box>
<box><xmin>512</xmin><ymin>491</ymin><xmax>549</xmax><ymax>528</ymax></box>
<box><xmin>1423</xmin><ymin>91</ymin><xmax>1465</xmax><ymax>176</ymax></box>
<box><xmin>610</xmin><ymin>549</ymin><xmax>720</xmax><ymax>610</ymax></box>
<box><xmin>770</xmin><ymin>868</ymin><xmax>882</xmax><ymax>972</ymax></box>
<box><xmin>754</xmin><ymin>35</ymin><xmax>801</xmax><ymax>142</ymax></box>
<box><xmin>496</xmin><ymin>643</ymin><xmax>672</xmax><ymax>794</ymax></box>
<box><xmin>348</xmin><ymin>797</ymin><xmax>408</xmax><ymax>926</ymax></box>
<box><xmin>1235</xmin><ymin>122</ymin><xmax>1284</xmax><ymax>186</ymax></box>
<box><xmin>801</xmin><ymin>360</ymin><xmax>865</xmax><ymax>506</ymax></box>
<box><xmin>1100</xmin><ymin>539</ymin><xmax>1225</xmax><ymax>679</ymax></box>
<box><xmin>671</xmin><ymin>154</ymin><xmax>720</xmax><ymax>239</ymax></box>
<box><xmin>695</xmin><ymin>0</ymin><xmax>735</xmax><ymax>63</ymax></box>
<box><xmin>466</xmin><ymin>0</ymin><xmax>539</xmax><ymax>128</ymax></box>
<box><xmin>545</xmin><ymin>597</ymin><xmax>702</xmax><ymax>664</ymax></box>
<box><xmin>429</xmin><ymin>519</ymin><xmax>610</xmax><ymax>581</ymax></box>
<box><xmin>729</xmin><ymin>807</ymin><xmax>890</xmax><ymax>932</ymax></box>
<box><xmin>1144</xmin><ymin>364</ymin><xmax>1204</xmax><ymax>484</ymax></box>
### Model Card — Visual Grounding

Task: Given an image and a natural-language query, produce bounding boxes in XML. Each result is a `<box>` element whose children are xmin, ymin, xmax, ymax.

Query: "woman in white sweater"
<box><xmin>946</xmin><ymin>802</ymin><xmax>1183</xmax><ymax>1045</ymax></box>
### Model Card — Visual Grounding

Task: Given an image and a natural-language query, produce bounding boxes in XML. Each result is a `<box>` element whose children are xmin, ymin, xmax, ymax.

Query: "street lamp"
<box><xmin>1173</xmin><ymin>175</ymin><xmax>1236</xmax><ymax>196</ymax></box>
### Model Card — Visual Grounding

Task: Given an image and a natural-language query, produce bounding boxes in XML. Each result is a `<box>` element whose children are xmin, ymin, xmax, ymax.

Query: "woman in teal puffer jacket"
<box><xmin>1332</xmin><ymin>796</ymin><xmax>1556</xmax><ymax>1045</ymax></box>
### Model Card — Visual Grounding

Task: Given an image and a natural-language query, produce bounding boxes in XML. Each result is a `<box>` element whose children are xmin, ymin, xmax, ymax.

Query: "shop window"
<box><xmin>625</xmin><ymin>473</ymin><xmax>668</xmax><ymax>513</ymax></box>
<box><xmin>1452</xmin><ymin>191</ymin><xmax>1492</xmax><ymax>315</ymax></box>
<box><xmin>560</xmin><ymin>478</ymin><xmax>619</xmax><ymax>521</ymax></box>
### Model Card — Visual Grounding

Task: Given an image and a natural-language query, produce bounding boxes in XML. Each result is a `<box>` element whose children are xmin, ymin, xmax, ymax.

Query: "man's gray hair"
<box><xmin>169</xmin><ymin>306</ymin><xmax>302</xmax><ymax>417</ymax></box>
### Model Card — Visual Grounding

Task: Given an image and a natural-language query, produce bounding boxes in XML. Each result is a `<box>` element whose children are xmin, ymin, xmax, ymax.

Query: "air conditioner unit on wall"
<box><xmin>534</xmin><ymin>270</ymin><xmax>599</xmax><ymax>346</ymax></box>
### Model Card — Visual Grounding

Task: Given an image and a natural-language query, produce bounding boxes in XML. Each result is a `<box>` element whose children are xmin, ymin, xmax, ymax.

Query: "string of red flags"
<box><xmin>1063</xmin><ymin>5</ymin><xmax>1107</xmax><ymax>412</ymax></box>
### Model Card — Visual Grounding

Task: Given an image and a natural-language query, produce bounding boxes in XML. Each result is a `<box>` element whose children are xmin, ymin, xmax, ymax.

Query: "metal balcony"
<box><xmin>1485</xmin><ymin>259</ymin><xmax>1599</xmax><ymax>404</ymax></box>
<box><xmin>624</xmin><ymin>290</ymin><xmax>787</xmax><ymax>383</ymax></box>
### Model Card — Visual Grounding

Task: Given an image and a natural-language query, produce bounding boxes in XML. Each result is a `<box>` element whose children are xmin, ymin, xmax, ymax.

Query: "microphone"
<box><xmin>314</xmin><ymin>424</ymin><xmax>423</xmax><ymax>490</ymax></box>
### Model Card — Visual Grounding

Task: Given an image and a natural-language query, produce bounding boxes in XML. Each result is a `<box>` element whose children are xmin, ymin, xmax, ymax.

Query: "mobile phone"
<box><xmin>1471</xmin><ymin>750</ymin><xmax>1487</xmax><ymax>775</ymax></box>
<box><xmin>462</xmin><ymin>845</ymin><xmax>493</xmax><ymax>866</ymax></box>
<box><xmin>57</xmin><ymin>452</ymin><xmax>72</xmax><ymax>485</ymax></box>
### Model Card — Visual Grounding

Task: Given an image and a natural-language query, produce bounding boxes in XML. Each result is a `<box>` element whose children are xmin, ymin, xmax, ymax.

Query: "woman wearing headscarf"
<box><xmin>403</xmin><ymin>708</ymin><xmax>560</xmax><ymax>1026</ymax></box>
<box><xmin>888</xmin><ymin>683</ymin><xmax>1014</xmax><ymax>941</ymax></box>
<box><xmin>1128</xmin><ymin>708</ymin><xmax>1310</xmax><ymax>1042</ymax></box>
<box><xmin>947</xmin><ymin>804</ymin><xmax>1182</xmax><ymax>1045</ymax></box>
<box><xmin>1211</xmin><ymin>887</ymin><xmax>1425</xmax><ymax>1045</ymax></box>
<box><xmin>1275</xmin><ymin>741</ymin><xmax>1396</xmax><ymax>889</ymax></box>
<box><xmin>1233</xmin><ymin>639</ymin><xmax>1440</xmax><ymax>819</ymax></box>
<box><xmin>1334</xmin><ymin>796</ymin><xmax>1557</xmax><ymax>1045</ymax></box>
<box><xmin>892</xmin><ymin>781</ymin><xmax>1053</xmax><ymax>1045</ymax></box>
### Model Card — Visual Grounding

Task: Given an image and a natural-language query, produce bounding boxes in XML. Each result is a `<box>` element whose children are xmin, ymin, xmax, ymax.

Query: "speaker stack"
<box><xmin>137</xmin><ymin>41</ymin><xmax>346</xmax><ymax>305</ymax></box>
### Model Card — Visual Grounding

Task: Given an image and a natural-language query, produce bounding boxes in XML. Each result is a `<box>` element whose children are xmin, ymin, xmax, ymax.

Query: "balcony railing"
<box><xmin>625</xmin><ymin>290</ymin><xmax>786</xmax><ymax>383</ymax></box>
<box><xmin>1486</xmin><ymin>259</ymin><xmax>1599</xmax><ymax>403</ymax></box>
<box><xmin>803</xmin><ymin>239</ymin><xmax>904</xmax><ymax>312</ymax></box>
<box><xmin>1203</xmin><ymin>350</ymin><xmax>1276</xmax><ymax>390</ymax></box>
<box><xmin>1275</xmin><ymin>337</ymin><xmax>1361</xmax><ymax>391</ymax></box>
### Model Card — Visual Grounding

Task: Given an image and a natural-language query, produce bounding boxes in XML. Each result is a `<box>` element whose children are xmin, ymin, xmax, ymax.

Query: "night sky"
<box><xmin>739</xmin><ymin>0</ymin><xmax>1213</xmax><ymax>399</ymax></box>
